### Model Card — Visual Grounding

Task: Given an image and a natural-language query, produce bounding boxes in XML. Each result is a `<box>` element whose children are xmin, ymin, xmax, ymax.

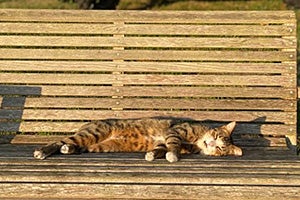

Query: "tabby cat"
<box><xmin>34</xmin><ymin>118</ymin><xmax>242</xmax><ymax>162</ymax></box>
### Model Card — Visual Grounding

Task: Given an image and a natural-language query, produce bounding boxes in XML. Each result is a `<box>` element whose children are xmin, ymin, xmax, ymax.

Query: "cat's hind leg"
<box><xmin>34</xmin><ymin>142</ymin><xmax>63</xmax><ymax>160</ymax></box>
<box><xmin>34</xmin><ymin>135</ymin><xmax>87</xmax><ymax>159</ymax></box>
<box><xmin>145</xmin><ymin>143</ymin><xmax>167</xmax><ymax>162</ymax></box>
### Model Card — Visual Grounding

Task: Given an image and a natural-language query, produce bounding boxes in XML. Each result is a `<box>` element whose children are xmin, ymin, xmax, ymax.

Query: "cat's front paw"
<box><xmin>145</xmin><ymin>152</ymin><xmax>155</xmax><ymax>161</ymax></box>
<box><xmin>166</xmin><ymin>152</ymin><xmax>178</xmax><ymax>163</ymax></box>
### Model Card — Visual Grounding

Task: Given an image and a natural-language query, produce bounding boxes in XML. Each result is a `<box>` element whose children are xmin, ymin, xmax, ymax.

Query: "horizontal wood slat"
<box><xmin>1</xmin><ymin>177</ymin><xmax>299</xmax><ymax>199</ymax></box>
<box><xmin>0</xmin><ymin>61</ymin><xmax>296</xmax><ymax>74</ymax></box>
<box><xmin>0</xmin><ymin>36</ymin><xmax>296</xmax><ymax>49</ymax></box>
<box><xmin>0</xmin><ymin>49</ymin><xmax>295</xmax><ymax>62</ymax></box>
<box><xmin>0</xmin><ymin>23</ymin><xmax>294</xmax><ymax>36</ymax></box>
<box><xmin>0</xmin><ymin>85</ymin><xmax>296</xmax><ymax>99</ymax></box>
<box><xmin>0</xmin><ymin>10</ymin><xmax>296</xmax><ymax>24</ymax></box>
<box><xmin>0</xmin><ymin>73</ymin><xmax>294</xmax><ymax>87</ymax></box>
<box><xmin>1</xmin><ymin>97</ymin><xmax>296</xmax><ymax>111</ymax></box>
<box><xmin>0</xmin><ymin>109</ymin><xmax>296</xmax><ymax>124</ymax></box>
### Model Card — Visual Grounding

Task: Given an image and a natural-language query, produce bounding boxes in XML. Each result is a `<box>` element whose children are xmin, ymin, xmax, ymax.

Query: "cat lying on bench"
<box><xmin>34</xmin><ymin>118</ymin><xmax>242</xmax><ymax>162</ymax></box>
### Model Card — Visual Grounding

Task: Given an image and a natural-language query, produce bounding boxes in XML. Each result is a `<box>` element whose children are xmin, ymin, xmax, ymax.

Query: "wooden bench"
<box><xmin>0</xmin><ymin>9</ymin><xmax>299</xmax><ymax>199</ymax></box>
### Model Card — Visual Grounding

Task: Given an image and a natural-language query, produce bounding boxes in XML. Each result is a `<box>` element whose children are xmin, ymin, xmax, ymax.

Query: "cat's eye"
<box><xmin>213</xmin><ymin>132</ymin><xmax>218</xmax><ymax>140</ymax></box>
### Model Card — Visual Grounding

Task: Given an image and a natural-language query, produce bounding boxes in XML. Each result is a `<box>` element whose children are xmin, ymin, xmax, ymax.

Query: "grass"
<box><xmin>0</xmin><ymin>0</ymin><xmax>77</xmax><ymax>9</ymax></box>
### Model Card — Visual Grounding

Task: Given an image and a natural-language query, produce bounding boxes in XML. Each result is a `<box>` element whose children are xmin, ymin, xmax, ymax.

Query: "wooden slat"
<box><xmin>0</xmin><ymin>23</ymin><xmax>294</xmax><ymax>36</ymax></box>
<box><xmin>0</xmin><ymin>85</ymin><xmax>295</xmax><ymax>99</ymax></box>
<box><xmin>2</xmin><ymin>97</ymin><xmax>296</xmax><ymax>111</ymax></box>
<box><xmin>0</xmin><ymin>61</ymin><xmax>296</xmax><ymax>74</ymax></box>
<box><xmin>0</xmin><ymin>10</ymin><xmax>295</xmax><ymax>24</ymax></box>
<box><xmin>0</xmin><ymin>109</ymin><xmax>296</xmax><ymax>124</ymax></box>
<box><xmin>0</xmin><ymin>49</ymin><xmax>295</xmax><ymax>62</ymax></box>
<box><xmin>1</xmin><ymin>168</ymin><xmax>300</xmax><ymax>185</ymax></box>
<box><xmin>1</xmin><ymin>154</ymin><xmax>299</xmax><ymax>172</ymax></box>
<box><xmin>1</xmin><ymin>182</ymin><xmax>299</xmax><ymax>200</ymax></box>
<box><xmin>0</xmin><ymin>36</ymin><xmax>296</xmax><ymax>49</ymax></box>
<box><xmin>0</xmin><ymin>73</ymin><xmax>294</xmax><ymax>87</ymax></box>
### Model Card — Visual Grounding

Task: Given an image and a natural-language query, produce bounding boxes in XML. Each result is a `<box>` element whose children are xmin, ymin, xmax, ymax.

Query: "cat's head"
<box><xmin>199</xmin><ymin>122</ymin><xmax>242</xmax><ymax>156</ymax></box>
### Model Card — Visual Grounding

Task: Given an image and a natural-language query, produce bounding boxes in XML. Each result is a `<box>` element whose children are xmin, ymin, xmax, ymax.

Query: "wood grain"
<box><xmin>0</xmin><ymin>61</ymin><xmax>296</xmax><ymax>74</ymax></box>
<box><xmin>0</xmin><ymin>73</ymin><xmax>294</xmax><ymax>87</ymax></box>
<box><xmin>0</xmin><ymin>35</ymin><xmax>295</xmax><ymax>49</ymax></box>
<box><xmin>0</xmin><ymin>85</ymin><xmax>294</xmax><ymax>99</ymax></box>
<box><xmin>0</xmin><ymin>23</ymin><xmax>294</xmax><ymax>36</ymax></box>
<box><xmin>8</xmin><ymin>97</ymin><xmax>294</xmax><ymax>111</ymax></box>
<box><xmin>0</xmin><ymin>109</ymin><xmax>296</xmax><ymax>123</ymax></box>
<box><xmin>0</xmin><ymin>49</ymin><xmax>295</xmax><ymax>62</ymax></box>
<box><xmin>0</xmin><ymin>10</ymin><xmax>296</xmax><ymax>24</ymax></box>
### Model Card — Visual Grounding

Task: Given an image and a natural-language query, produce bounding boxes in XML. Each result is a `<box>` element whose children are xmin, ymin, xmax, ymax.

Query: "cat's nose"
<box><xmin>207</xmin><ymin>140</ymin><xmax>216</xmax><ymax>147</ymax></box>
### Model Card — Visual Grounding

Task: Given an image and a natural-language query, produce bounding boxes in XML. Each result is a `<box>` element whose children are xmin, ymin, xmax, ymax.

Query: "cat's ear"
<box><xmin>223</xmin><ymin>121</ymin><xmax>236</xmax><ymax>135</ymax></box>
<box><xmin>229</xmin><ymin>145</ymin><xmax>243</xmax><ymax>156</ymax></box>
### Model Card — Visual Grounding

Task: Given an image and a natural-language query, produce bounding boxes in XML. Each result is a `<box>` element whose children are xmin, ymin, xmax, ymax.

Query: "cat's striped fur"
<box><xmin>34</xmin><ymin>118</ymin><xmax>242</xmax><ymax>162</ymax></box>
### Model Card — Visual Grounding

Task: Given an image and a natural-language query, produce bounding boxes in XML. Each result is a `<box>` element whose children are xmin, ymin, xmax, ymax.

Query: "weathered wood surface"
<box><xmin>0</xmin><ymin>144</ymin><xmax>299</xmax><ymax>200</ymax></box>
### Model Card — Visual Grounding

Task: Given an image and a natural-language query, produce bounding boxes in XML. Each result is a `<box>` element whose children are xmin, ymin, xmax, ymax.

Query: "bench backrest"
<box><xmin>0</xmin><ymin>9</ymin><xmax>297</xmax><ymax>150</ymax></box>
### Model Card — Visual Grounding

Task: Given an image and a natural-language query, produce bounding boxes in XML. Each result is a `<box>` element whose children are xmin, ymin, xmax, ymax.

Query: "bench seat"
<box><xmin>0</xmin><ymin>143</ymin><xmax>299</xmax><ymax>200</ymax></box>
